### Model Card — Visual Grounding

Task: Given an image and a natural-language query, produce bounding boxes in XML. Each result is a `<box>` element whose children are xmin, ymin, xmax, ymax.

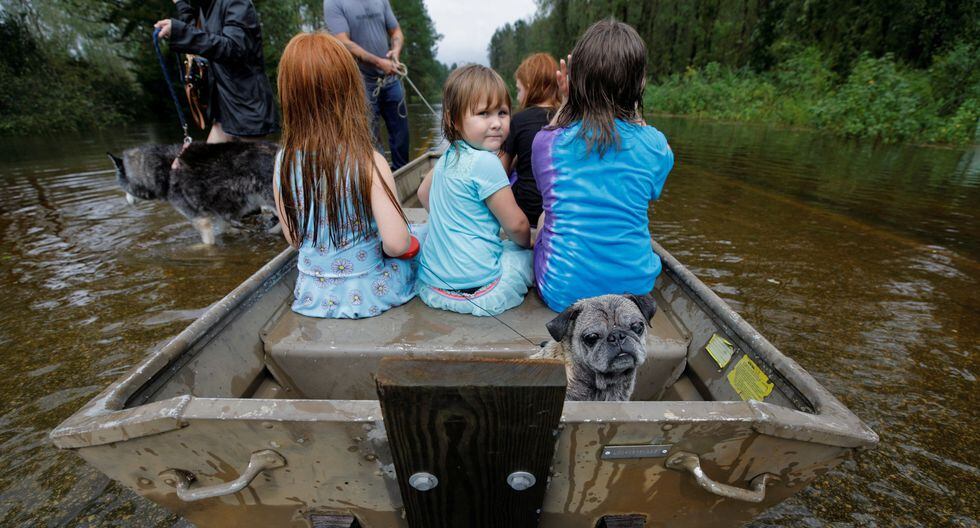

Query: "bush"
<box><xmin>644</xmin><ymin>47</ymin><xmax>978</xmax><ymax>145</ymax></box>
<box><xmin>645</xmin><ymin>63</ymin><xmax>781</xmax><ymax>122</ymax></box>
<box><xmin>928</xmin><ymin>42</ymin><xmax>980</xmax><ymax>116</ymax></box>
<box><xmin>925</xmin><ymin>97</ymin><xmax>980</xmax><ymax>144</ymax></box>
<box><xmin>813</xmin><ymin>53</ymin><xmax>931</xmax><ymax>143</ymax></box>
<box><xmin>770</xmin><ymin>44</ymin><xmax>835</xmax><ymax>96</ymax></box>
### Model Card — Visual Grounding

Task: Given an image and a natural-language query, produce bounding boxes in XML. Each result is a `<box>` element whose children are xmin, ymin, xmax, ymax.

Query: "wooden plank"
<box><xmin>309</xmin><ymin>514</ymin><xmax>361</xmax><ymax>528</ymax></box>
<box><xmin>376</xmin><ymin>357</ymin><xmax>566</xmax><ymax>528</ymax></box>
<box><xmin>596</xmin><ymin>514</ymin><xmax>647</xmax><ymax>528</ymax></box>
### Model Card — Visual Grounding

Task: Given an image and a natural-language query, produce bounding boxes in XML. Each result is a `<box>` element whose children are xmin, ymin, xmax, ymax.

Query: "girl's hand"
<box><xmin>154</xmin><ymin>19</ymin><xmax>172</xmax><ymax>39</ymax></box>
<box><xmin>556</xmin><ymin>54</ymin><xmax>571</xmax><ymax>102</ymax></box>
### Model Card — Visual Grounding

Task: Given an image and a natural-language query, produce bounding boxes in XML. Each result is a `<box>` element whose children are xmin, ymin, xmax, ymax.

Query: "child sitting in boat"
<box><xmin>499</xmin><ymin>53</ymin><xmax>561</xmax><ymax>227</ymax></box>
<box><xmin>533</xmin><ymin>19</ymin><xmax>674</xmax><ymax>312</ymax></box>
<box><xmin>273</xmin><ymin>32</ymin><xmax>422</xmax><ymax>319</ymax></box>
<box><xmin>416</xmin><ymin>65</ymin><xmax>533</xmax><ymax>316</ymax></box>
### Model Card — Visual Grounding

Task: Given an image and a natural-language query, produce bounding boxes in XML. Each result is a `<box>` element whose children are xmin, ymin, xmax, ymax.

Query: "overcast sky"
<box><xmin>425</xmin><ymin>0</ymin><xmax>538</xmax><ymax>66</ymax></box>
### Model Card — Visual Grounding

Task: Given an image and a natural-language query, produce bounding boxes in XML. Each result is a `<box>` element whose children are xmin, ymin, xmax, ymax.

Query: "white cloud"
<box><xmin>424</xmin><ymin>0</ymin><xmax>538</xmax><ymax>66</ymax></box>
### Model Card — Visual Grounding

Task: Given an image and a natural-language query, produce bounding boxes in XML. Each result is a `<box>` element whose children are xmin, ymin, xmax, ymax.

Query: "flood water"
<box><xmin>0</xmin><ymin>106</ymin><xmax>976</xmax><ymax>527</ymax></box>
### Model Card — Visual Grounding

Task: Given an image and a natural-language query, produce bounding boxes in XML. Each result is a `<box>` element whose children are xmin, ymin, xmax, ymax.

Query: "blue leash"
<box><xmin>152</xmin><ymin>27</ymin><xmax>192</xmax><ymax>145</ymax></box>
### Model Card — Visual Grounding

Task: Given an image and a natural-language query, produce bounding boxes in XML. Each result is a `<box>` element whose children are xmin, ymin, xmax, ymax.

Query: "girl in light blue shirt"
<box><xmin>416</xmin><ymin>65</ymin><xmax>533</xmax><ymax>316</ymax></box>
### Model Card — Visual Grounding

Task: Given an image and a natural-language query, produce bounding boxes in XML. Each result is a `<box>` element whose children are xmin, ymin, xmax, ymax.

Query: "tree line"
<box><xmin>0</xmin><ymin>0</ymin><xmax>447</xmax><ymax>135</ymax></box>
<box><xmin>489</xmin><ymin>0</ymin><xmax>979</xmax><ymax>144</ymax></box>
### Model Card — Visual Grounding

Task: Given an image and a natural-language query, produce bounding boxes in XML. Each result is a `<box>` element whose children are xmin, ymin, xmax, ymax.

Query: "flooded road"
<box><xmin>0</xmin><ymin>109</ymin><xmax>976</xmax><ymax>526</ymax></box>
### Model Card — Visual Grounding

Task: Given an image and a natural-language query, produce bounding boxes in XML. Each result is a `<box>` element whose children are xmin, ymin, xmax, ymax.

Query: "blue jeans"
<box><xmin>363</xmin><ymin>74</ymin><xmax>410</xmax><ymax>170</ymax></box>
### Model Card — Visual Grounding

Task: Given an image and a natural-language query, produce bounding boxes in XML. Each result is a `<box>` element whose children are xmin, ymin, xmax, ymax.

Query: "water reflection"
<box><xmin>649</xmin><ymin>116</ymin><xmax>978</xmax><ymax>527</ymax></box>
<box><xmin>0</xmin><ymin>111</ymin><xmax>976</xmax><ymax>526</ymax></box>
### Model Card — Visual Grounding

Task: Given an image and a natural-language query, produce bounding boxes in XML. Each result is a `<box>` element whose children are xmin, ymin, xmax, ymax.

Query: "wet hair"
<box><xmin>515</xmin><ymin>53</ymin><xmax>560</xmax><ymax>110</ymax></box>
<box><xmin>277</xmin><ymin>32</ymin><xmax>402</xmax><ymax>249</ymax></box>
<box><xmin>552</xmin><ymin>19</ymin><xmax>647</xmax><ymax>157</ymax></box>
<box><xmin>441</xmin><ymin>64</ymin><xmax>512</xmax><ymax>147</ymax></box>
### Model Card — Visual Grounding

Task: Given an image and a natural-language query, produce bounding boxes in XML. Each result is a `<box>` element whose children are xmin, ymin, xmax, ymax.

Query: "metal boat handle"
<box><xmin>164</xmin><ymin>450</ymin><xmax>286</xmax><ymax>502</ymax></box>
<box><xmin>665</xmin><ymin>451</ymin><xmax>772</xmax><ymax>503</ymax></box>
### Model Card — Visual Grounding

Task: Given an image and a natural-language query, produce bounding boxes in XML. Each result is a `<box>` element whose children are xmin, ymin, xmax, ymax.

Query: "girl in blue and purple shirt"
<box><xmin>532</xmin><ymin>20</ymin><xmax>674</xmax><ymax>312</ymax></box>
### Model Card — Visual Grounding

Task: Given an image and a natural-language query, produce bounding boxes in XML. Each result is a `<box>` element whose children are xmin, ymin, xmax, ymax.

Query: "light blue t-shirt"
<box><xmin>419</xmin><ymin>142</ymin><xmax>510</xmax><ymax>289</ymax></box>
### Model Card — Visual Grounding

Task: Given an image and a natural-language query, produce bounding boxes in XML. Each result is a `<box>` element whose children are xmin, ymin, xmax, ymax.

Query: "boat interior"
<box><xmin>128</xmin><ymin>208</ymin><xmax>811</xmax><ymax>414</ymax></box>
<box><xmin>122</xmin><ymin>154</ymin><xmax>813</xmax><ymax>414</ymax></box>
<box><xmin>258</xmin><ymin>288</ymin><xmax>693</xmax><ymax>402</ymax></box>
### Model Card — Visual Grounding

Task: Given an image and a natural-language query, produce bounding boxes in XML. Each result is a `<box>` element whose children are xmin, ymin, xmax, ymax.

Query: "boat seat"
<box><xmin>262</xmin><ymin>289</ymin><xmax>689</xmax><ymax>401</ymax></box>
<box><xmin>260</xmin><ymin>207</ymin><xmax>690</xmax><ymax>401</ymax></box>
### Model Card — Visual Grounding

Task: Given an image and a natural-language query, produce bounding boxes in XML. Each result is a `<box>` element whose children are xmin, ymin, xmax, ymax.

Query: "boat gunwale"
<box><xmin>50</xmin><ymin>150</ymin><xmax>877</xmax><ymax>451</ymax></box>
<box><xmin>51</xmin><ymin>152</ymin><xmax>439</xmax><ymax>448</ymax></box>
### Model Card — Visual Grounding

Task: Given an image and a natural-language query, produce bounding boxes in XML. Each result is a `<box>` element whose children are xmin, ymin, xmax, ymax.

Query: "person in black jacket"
<box><xmin>154</xmin><ymin>0</ymin><xmax>278</xmax><ymax>143</ymax></box>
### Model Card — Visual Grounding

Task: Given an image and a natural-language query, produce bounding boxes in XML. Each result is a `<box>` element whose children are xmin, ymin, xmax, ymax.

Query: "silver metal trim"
<box><xmin>601</xmin><ymin>444</ymin><xmax>672</xmax><ymax>460</ymax></box>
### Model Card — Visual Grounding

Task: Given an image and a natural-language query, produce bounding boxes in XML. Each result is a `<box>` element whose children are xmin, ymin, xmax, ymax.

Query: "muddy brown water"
<box><xmin>0</xmin><ymin>108</ymin><xmax>976</xmax><ymax>527</ymax></box>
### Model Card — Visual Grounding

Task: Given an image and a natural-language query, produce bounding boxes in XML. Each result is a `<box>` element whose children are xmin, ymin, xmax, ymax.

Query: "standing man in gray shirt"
<box><xmin>324</xmin><ymin>0</ymin><xmax>409</xmax><ymax>169</ymax></box>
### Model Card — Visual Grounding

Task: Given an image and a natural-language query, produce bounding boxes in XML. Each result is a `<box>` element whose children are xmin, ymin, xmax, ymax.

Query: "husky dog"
<box><xmin>534</xmin><ymin>294</ymin><xmax>657</xmax><ymax>401</ymax></box>
<box><xmin>108</xmin><ymin>141</ymin><xmax>279</xmax><ymax>245</ymax></box>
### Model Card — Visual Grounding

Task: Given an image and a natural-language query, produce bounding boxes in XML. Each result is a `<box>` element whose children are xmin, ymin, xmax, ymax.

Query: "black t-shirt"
<box><xmin>502</xmin><ymin>106</ymin><xmax>553</xmax><ymax>226</ymax></box>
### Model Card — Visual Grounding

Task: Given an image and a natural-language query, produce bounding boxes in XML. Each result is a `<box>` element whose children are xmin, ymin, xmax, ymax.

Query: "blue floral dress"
<box><xmin>275</xmin><ymin>151</ymin><xmax>421</xmax><ymax>319</ymax></box>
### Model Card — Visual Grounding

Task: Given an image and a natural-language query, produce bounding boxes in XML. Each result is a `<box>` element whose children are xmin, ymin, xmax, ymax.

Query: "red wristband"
<box><xmin>395</xmin><ymin>235</ymin><xmax>420</xmax><ymax>260</ymax></box>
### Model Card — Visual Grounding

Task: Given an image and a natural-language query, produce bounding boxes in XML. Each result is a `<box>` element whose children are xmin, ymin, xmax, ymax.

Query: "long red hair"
<box><xmin>276</xmin><ymin>32</ymin><xmax>402</xmax><ymax>248</ymax></box>
<box><xmin>515</xmin><ymin>53</ymin><xmax>560</xmax><ymax>110</ymax></box>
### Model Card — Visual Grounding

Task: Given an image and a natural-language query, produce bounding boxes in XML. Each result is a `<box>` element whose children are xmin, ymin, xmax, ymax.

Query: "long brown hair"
<box><xmin>442</xmin><ymin>64</ymin><xmax>511</xmax><ymax>150</ymax></box>
<box><xmin>552</xmin><ymin>19</ymin><xmax>647</xmax><ymax>157</ymax></box>
<box><xmin>515</xmin><ymin>53</ymin><xmax>560</xmax><ymax>110</ymax></box>
<box><xmin>276</xmin><ymin>32</ymin><xmax>402</xmax><ymax>248</ymax></box>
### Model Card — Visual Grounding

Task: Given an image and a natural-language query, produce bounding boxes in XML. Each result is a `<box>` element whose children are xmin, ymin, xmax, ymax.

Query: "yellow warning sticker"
<box><xmin>727</xmin><ymin>355</ymin><xmax>774</xmax><ymax>401</ymax></box>
<box><xmin>705</xmin><ymin>334</ymin><xmax>735</xmax><ymax>369</ymax></box>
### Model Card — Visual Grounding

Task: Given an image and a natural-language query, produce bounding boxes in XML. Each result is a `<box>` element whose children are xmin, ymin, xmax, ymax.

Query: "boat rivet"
<box><xmin>296</xmin><ymin>437</ymin><xmax>306</xmax><ymax>444</ymax></box>
<box><xmin>365</xmin><ymin>454</ymin><xmax>377</xmax><ymax>461</ymax></box>
<box><xmin>270</xmin><ymin>441</ymin><xmax>281</xmax><ymax>448</ymax></box>
<box><xmin>507</xmin><ymin>471</ymin><xmax>536</xmax><ymax>491</ymax></box>
<box><xmin>409</xmin><ymin>472</ymin><xmax>438</xmax><ymax>491</ymax></box>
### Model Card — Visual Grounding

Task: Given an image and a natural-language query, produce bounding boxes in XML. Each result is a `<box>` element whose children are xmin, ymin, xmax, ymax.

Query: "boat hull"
<box><xmin>52</xmin><ymin>151</ymin><xmax>876</xmax><ymax>527</ymax></box>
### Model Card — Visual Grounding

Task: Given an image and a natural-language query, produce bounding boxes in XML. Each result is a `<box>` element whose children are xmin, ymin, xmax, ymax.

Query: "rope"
<box><xmin>394</xmin><ymin>62</ymin><xmax>440</xmax><ymax>118</ymax></box>
<box><xmin>414</xmin><ymin>258</ymin><xmax>539</xmax><ymax>348</ymax></box>
<box><xmin>369</xmin><ymin>62</ymin><xmax>441</xmax><ymax>121</ymax></box>
<box><xmin>152</xmin><ymin>28</ymin><xmax>192</xmax><ymax>145</ymax></box>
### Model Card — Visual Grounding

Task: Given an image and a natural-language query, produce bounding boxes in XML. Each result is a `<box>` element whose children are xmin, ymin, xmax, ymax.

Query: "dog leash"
<box><xmin>413</xmin><ymin>256</ymin><xmax>539</xmax><ymax>348</ymax></box>
<box><xmin>152</xmin><ymin>27</ymin><xmax>193</xmax><ymax>168</ymax></box>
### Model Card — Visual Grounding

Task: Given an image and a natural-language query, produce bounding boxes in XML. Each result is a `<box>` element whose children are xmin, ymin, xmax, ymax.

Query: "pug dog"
<box><xmin>534</xmin><ymin>294</ymin><xmax>657</xmax><ymax>401</ymax></box>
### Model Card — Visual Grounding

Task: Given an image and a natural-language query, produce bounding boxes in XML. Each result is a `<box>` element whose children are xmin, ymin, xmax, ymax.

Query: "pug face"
<box><xmin>547</xmin><ymin>294</ymin><xmax>657</xmax><ymax>377</ymax></box>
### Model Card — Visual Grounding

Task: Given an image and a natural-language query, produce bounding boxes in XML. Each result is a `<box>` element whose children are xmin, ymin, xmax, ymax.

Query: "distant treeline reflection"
<box><xmin>0</xmin><ymin>0</ymin><xmax>447</xmax><ymax>136</ymax></box>
<box><xmin>489</xmin><ymin>0</ymin><xmax>979</xmax><ymax>145</ymax></box>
